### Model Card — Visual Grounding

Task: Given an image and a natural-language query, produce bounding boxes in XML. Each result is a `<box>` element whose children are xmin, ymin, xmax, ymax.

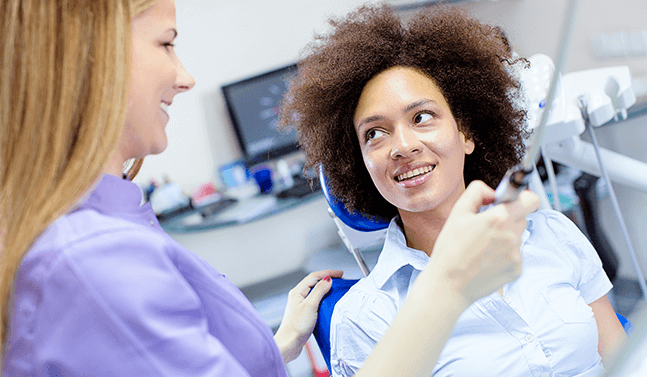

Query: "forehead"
<box><xmin>365</xmin><ymin>67</ymin><xmax>441</xmax><ymax>96</ymax></box>
<box><xmin>133</xmin><ymin>0</ymin><xmax>176</xmax><ymax>32</ymax></box>
<box><xmin>354</xmin><ymin>67</ymin><xmax>449</xmax><ymax>120</ymax></box>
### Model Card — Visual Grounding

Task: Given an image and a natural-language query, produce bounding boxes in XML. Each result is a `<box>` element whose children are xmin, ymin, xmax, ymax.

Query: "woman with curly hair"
<box><xmin>281</xmin><ymin>4</ymin><xmax>626</xmax><ymax>376</ymax></box>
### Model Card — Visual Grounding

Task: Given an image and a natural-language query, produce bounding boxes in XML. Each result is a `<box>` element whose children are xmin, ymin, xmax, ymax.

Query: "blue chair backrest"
<box><xmin>314</xmin><ymin>278</ymin><xmax>360</xmax><ymax>373</ymax></box>
<box><xmin>318</xmin><ymin>166</ymin><xmax>389</xmax><ymax>232</ymax></box>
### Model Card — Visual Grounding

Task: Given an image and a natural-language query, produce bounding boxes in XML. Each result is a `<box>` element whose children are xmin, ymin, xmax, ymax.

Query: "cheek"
<box><xmin>427</xmin><ymin>131</ymin><xmax>465</xmax><ymax>158</ymax></box>
<box><xmin>362</xmin><ymin>151</ymin><xmax>381</xmax><ymax>182</ymax></box>
<box><xmin>361</xmin><ymin>151</ymin><xmax>394</xmax><ymax>201</ymax></box>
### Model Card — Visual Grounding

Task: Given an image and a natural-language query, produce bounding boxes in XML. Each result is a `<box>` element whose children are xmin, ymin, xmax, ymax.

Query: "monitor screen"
<box><xmin>221</xmin><ymin>64</ymin><xmax>299</xmax><ymax>165</ymax></box>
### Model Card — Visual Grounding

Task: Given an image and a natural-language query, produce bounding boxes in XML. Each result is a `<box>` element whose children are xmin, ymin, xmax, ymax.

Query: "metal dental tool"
<box><xmin>494</xmin><ymin>0</ymin><xmax>580</xmax><ymax>204</ymax></box>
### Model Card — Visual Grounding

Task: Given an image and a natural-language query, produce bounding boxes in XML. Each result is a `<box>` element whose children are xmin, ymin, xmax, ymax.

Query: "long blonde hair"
<box><xmin>0</xmin><ymin>0</ymin><xmax>155</xmax><ymax>353</ymax></box>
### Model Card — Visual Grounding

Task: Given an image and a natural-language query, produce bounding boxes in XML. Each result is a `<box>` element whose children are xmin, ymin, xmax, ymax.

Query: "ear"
<box><xmin>462</xmin><ymin>133</ymin><xmax>475</xmax><ymax>155</ymax></box>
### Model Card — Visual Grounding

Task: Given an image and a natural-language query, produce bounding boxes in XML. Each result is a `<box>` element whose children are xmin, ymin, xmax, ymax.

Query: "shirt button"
<box><xmin>525</xmin><ymin>334</ymin><xmax>534</xmax><ymax>343</ymax></box>
<box><xmin>503</xmin><ymin>296</ymin><xmax>511</xmax><ymax>303</ymax></box>
<box><xmin>540</xmin><ymin>373</ymin><xmax>549</xmax><ymax>377</ymax></box>
<box><xmin>149</xmin><ymin>220</ymin><xmax>155</xmax><ymax>226</ymax></box>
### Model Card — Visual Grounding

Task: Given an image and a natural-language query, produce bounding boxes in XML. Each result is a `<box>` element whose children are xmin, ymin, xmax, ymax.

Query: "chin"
<box><xmin>149</xmin><ymin>137</ymin><xmax>169</xmax><ymax>155</ymax></box>
<box><xmin>149</xmin><ymin>146</ymin><xmax>168</xmax><ymax>156</ymax></box>
<box><xmin>393</xmin><ymin>194</ymin><xmax>448</xmax><ymax>214</ymax></box>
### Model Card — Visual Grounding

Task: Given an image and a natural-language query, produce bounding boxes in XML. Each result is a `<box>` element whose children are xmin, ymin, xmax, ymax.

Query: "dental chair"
<box><xmin>313</xmin><ymin>167</ymin><xmax>634</xmax><ymax>373</ymax></box>
<box><xmin>313</xmin><ymin>166</ymin><xmax>388</xmax><ymax>372</ymax></box>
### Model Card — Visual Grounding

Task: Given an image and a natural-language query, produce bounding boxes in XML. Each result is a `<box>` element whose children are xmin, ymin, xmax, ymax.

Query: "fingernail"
<box><xmin>324</xmin><ymin>276</ymin><xmax>331</xmax><ymax>282</ymax></box>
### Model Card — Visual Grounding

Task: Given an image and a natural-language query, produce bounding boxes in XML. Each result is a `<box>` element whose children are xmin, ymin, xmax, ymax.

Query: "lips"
<box><xmin>394</xmin><ymin>165</ymin><xmax>436</xmax><ymax>182</ymax></box>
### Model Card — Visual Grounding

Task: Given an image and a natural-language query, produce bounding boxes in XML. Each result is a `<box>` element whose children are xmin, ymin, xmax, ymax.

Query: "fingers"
<box><xmin>486</xmin><ymin>190</ymin><xmax>539</xmax><ymax>233</ymax></box>
<box><xmin>453</xmin><ymin>180</ymin><xmax>495</xmax><ymax>214</ymax></box>
<box><xmin>507</xmin><ymin>190</ymin><xmax>541</xmax><ymax>217</ymax></box>
<box><xmin>292</xmin><ymin>270</ymin><xmax>343</xmax><ymax>298</ymax></box>
<box><xmin>303</xmin><ymin>276</ymin><xmax>335</xmax><ymax>307</ymax></box>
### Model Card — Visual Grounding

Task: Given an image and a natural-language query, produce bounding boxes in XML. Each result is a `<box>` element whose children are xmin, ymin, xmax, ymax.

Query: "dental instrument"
<box><xmin>494</xmin><ymin>0</ymin><xmax>579</xmax><ymax>204</ymax></box>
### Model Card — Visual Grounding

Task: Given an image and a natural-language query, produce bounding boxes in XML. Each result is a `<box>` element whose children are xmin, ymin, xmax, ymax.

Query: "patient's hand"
<box><xmin>274</xmin><ymin>269</ymin><xmax>343</xmax><ymax>364</ymax></box>
<box><xmin>429</xmin><ymin>180</ymin><xmax>540</xmax><ymax>305</ymax></box>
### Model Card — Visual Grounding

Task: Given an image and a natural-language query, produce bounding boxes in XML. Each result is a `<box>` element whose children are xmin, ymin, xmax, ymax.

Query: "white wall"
<box><xmin>464</xmin><ymin>0</ymin><xmax>647</xmax><ymax>77</ymax></box>
<box><xmin>134</xmin><ymin>0</ymin><xmax>372</xmax><ymax>192</ymax></box>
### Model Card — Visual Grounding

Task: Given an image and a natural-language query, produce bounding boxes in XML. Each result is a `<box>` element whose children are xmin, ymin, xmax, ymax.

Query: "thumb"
<box><xmin>304</xmin><ymin>276</ymin><xmax>333</xmax><ymax>306</ymax></box>
<box><xmin>452</xmin><ymin>180</ymin><xmax>496</xmax><ymax>215</ymax></box>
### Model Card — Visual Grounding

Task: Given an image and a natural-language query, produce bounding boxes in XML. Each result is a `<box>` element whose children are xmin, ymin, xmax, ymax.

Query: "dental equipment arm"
<box><xmin>536</xmin><ymin>61</ymin><xmax>647</xmax><ymax>298</ymax></box>
<box><xmin>494</xmin><ymin>0</ymin><xmax>579</xmax><ymax>204</ymax></box>
<box><xmin>544</xmin><ymin>137</ymin><xmax>647</xmax><ymax>193</ymax></box>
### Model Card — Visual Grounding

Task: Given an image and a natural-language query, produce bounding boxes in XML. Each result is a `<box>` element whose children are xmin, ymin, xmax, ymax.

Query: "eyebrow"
<box><xmin>356</xmin><ymin>99</ymin><xmax>438</xmax><ymax>130</ymax></box>
<box><xmin>405</xmin><ymin>99</ymin><xmax>436</xmax><ymax>113</ymax></box>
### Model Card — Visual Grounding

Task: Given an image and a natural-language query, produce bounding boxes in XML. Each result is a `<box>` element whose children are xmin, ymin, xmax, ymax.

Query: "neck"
<box><xmin>398</xmin><ymin>186</ymin><xmax>466</xmax><ymax>257</ymax></box>
<box><xmin>103</xmin><ymin>150</ymin><xmax>127</xmax><ymax>178</ymax></box>
<box><xmin>399</xmin><ymin>209</ymin><xmax>450</xmax><ymax>257</ymax></box>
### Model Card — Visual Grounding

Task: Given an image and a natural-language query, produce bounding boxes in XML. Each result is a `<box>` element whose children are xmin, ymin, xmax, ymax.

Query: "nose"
<box><xmin>390</xmin><ymin>124</ymin><xmax>422</xmax><ymax>160</ymax></box>
<box><xmin>174</xmin><ymin>58</ymin><xmax>196</xmax><ymax>93</ymax></box>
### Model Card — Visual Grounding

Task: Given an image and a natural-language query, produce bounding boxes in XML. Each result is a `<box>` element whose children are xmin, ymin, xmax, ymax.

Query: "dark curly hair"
<box><xmin>280</xmin><ymin>4</ymin><xmax>528</xmax><ymax>220</ymax></box>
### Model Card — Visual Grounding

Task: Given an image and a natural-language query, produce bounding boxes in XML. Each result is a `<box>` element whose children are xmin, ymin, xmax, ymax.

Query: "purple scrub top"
<box><xmin>3</xmin><ymin>174</ymin><xmax>288</xmax><ymax>377</ymax></box>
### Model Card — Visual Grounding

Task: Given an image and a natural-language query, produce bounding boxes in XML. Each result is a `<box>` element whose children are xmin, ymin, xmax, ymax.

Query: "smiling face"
<box><xmin>117</xmin><ymin>0</ymin><xmax>195</xmax><ymax>162</ymax></box>
<box><xmin>354</xmin><ymin>66</ymin><xmax>474</xmax><ymax>218</ymax></box>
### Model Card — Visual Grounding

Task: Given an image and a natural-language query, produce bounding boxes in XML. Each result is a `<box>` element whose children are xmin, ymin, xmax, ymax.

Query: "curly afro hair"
<box><xmin>279</xmin><ymin>4</ymin><xmax>528</xmax><ymax>220</ymax></box>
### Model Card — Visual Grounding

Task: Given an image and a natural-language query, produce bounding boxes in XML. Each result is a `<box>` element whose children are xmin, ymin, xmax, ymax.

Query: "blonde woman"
<box><xmin>0</xmin><ymin>0</ymin><xmax>538</xmax><ymax>375</ymax></box>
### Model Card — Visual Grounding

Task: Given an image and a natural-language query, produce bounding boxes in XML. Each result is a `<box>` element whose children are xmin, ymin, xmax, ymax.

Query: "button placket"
<box><xmin>481</xmin><ymin>293</ymin><xmax>553</xmax><ymax>376</ymax></box>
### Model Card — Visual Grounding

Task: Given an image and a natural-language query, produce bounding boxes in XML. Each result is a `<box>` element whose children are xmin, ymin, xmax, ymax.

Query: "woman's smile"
<box><xmin>159</xmin><ymin>101</ymin><xmax>171</xmax><ymax>122</ymax></box>
<box><xmin>394</xmin><ymin>164</ymin><xmax>436</xmax><ymax>184</ymax></box>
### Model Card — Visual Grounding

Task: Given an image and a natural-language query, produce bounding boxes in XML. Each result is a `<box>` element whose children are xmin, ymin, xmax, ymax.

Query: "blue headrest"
<box><xmin>318</xmin><ymin>166</ymin><xmax>389</xmax><ymax>232</ymax></box>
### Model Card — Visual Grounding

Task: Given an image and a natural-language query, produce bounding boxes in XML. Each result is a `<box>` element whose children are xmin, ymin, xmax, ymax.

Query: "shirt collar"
<box><xmin>522</xmin><ymin>215</ymin><xmax>533</xmax><ymax>245</ymax></box>
<box><xmin>370</xmin><ymin>214</ymin><xmax>534</xmax><ymax>289</ymax></box>
<box><xmin>371</xmin><ymin>217</ymin><xmax>431</xmax><ymax>289</ymax></box>
<box><xmin>79</xmin><ymin>173</ymin><xmax>144</xmax><ymax>214</ymax></box>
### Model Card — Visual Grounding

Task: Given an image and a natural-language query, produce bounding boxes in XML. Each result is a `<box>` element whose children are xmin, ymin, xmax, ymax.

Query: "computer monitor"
<box><xmin>221</xmin><ymin>64</ymin><xmax>299</xmax><ymax>166</ymax></box>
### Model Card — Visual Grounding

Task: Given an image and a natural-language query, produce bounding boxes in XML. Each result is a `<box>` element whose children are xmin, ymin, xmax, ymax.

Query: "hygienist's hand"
<box><xmin>429</xmin><ymin>180</ymin><xmax>540</xmax><ymax>306</ymax></box>
<box><xmin>274</xmin><ymin>269</ymin><xmax>343</xmax><ymax>364</ymax></box>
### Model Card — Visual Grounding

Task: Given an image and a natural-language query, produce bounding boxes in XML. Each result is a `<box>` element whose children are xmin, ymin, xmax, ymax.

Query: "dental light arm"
<box><xmin>544</xmin><ymin>137</ymin><xmax>647</xmax><ymax>193</ymax></box>
<box><xmin>541</xmin><ymin>65</ymin><xmax>647</xmax><ymax>194</ymax></box>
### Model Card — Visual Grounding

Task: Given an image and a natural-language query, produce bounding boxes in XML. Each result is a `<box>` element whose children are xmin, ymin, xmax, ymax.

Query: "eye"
<box><xmin>413</xmin><ymin>112</ymin><xmax>434</xmax><ymax>124</ymax></box>
<box><xmin>365</xmin><ymin>128</ymin><xmax>386</xmax><ymax>141</ymax></box>
<box><xmin>162</xmin><ymin>42</ymin><xmax>175</xmax><ymax>51</ymax></box>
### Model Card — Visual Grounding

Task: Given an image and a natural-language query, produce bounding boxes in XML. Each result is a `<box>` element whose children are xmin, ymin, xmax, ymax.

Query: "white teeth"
<box><xmin>396</xmin><ymin>165</ymin><xmax>435</xmax><ymax>182</ymax></box>
<box><xmin>160</xmin><ymin>102</ymin><xmax>169</xmax><ymax>112</ymax></box>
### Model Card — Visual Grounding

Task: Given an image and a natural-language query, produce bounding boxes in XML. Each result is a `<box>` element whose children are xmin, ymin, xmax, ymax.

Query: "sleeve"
<box><xmin>329</xmin><ymin>287</ymin><xmax>397</xmax><ymax>377</ymax></box>
<box><xmin>544</xmin><ymin>210</ymin><xmax>613</xmax><ymax>304</ymax></box>
<box><xmin>35</xmin><ymin>227</ymin><xmax>253</xmax><ymax>377</ymax></box>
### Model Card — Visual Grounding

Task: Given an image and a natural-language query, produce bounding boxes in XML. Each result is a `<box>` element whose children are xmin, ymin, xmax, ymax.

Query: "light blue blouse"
<box><xmin>330</xmin><ymin>209</ymin><xmax>612</xmax><ymax>377</ymax></box>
